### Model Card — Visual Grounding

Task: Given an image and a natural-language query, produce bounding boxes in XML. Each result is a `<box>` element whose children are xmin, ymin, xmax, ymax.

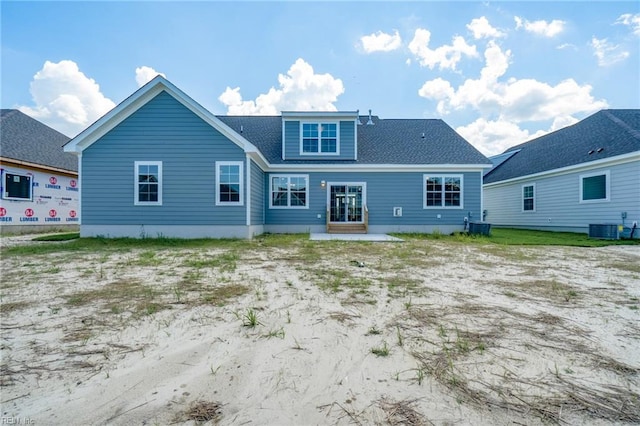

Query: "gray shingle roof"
<box><xmin>484</xmin><ymin>109</ymin><xmax>640</xmax><ymax>184</ymax></box>
<box><xmin>1</xmin><ymin>109</ymin><xmax>77</xmax><ymax>172</ymax></box>
<box><xmin>217</xmin><ymin>115</ymin><xmax>489</xmax><ymax>165</ymax></box>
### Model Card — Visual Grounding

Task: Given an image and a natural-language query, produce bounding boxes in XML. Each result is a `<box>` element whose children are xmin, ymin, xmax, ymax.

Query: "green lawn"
<box><xmin>2</xmin><ymin>228</ymin><xmax>637</xmax><ymax>259</ymax></box>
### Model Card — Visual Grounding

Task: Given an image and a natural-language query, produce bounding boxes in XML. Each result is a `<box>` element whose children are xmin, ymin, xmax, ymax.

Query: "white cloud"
<box><xmin>360</xmin><ymin>30</ymin><xmax>402</xmax><ymax>53</ymax></box>
<box><xmin>456</xmin><ymin>118</ymin><xmax>546</xmax><ymax>156</ymax></box>
<box><xmin>514</xmin><ymin>16</ymin><xmax>565</xmax><ymax>37</ymax></box>
<box><xmin>457</xmin><ymin>115</ymin><xmax>583</xmax><ymax>156</ymax></box>
<box><xmin>18</xmin><ymin>60</ymin><xmax>116</xmax><ymax>137</ymax></box>
<box><xmin>616</xmin><ymin>13</ymin><xmax>640</xmax><ymax>36</ymax></box>
<box><xmin>218</xmin><ymin>58</ymin><xmax>344</xmax><ymax>115</ymax></box>
<box><xmin>135</xmin><ymin>66</ymin><xmax>165</xmax><ymax>87</ymax></box>
<box><xmin>467</xmin><ymin>16</ymin><xmax>505</xmax><ymax>39</ymax></box>
<box><xmin>550</xmin><ymin>115</ymin><xmax>579</xmax><ymax>131</ymax></box>
<box><xmin>591</xmin><ymin>37</ymin><xmax>629</xmax><ymax>66</ymax></box>
<box><xmin>418</xmin><ymin>41</ymin><xmax>607</xmax><ymax>155</ymax></box>
<box><xmin>556</xmin><ymin>43</ymin><xmax>577</xmax><ymax>50</ymax></box>
<box><xmin>408</xmin><ymin>28</ymin><xmax>478</xmax><ymax>70</ymax></box>
<box><xmin>420</xmin><ymin>41</ymin><xmax>606</xmax><ymax>120</ymax></box>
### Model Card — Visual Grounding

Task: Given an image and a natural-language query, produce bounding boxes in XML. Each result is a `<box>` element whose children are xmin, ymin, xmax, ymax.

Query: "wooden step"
<box><xmin>327</xmin><ymin>223</ymin><xmax>367</xmax><ymax>234</ymax></box>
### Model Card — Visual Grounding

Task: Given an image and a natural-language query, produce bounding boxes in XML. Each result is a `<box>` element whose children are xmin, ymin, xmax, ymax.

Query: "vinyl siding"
<box><xmin>484</xmin><ymin>161</ymin><xmax>640</xmax><ymax>230</ymax></box>
<box><xmin>283</xmin><ymin>120</ymin><xmax>356</xmax><ymax>160</ymax></box>
<box><xmin>81</xmin><ymin>91</ymin><xmax>247</xmax><ymax>226</ymax></box>
<box><xmin>265</xmin><ymin>171</ymin><xmax>482</xmax><ymax>226</ymax></box>
<box><xmin>250</xmin><ymin>159</ymin><xmax>264</xmax><ymax>225</ymax></box>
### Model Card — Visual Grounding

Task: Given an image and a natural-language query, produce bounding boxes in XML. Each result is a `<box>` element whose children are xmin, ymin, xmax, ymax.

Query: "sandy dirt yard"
<box><xmin>1</xmin><ymin>234</ymin><xmax>639</xmax><ymax>425</ymax></box>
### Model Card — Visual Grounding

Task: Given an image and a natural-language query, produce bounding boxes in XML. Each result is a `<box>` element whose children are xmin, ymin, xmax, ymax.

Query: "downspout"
<box><xmin>246</xmin><ymin>154</ymin><xmax>251</xmax><ymax>237</ymax></box>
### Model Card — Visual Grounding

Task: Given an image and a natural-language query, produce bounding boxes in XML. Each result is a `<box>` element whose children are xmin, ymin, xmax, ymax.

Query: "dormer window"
<box><xmin>301</xmin><ymin>122</ymin><xmax>338</xmax><ymax>154</ymax></box>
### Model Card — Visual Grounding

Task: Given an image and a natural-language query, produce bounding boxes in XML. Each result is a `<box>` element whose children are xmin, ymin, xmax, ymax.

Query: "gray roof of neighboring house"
<box><xmin>484</xmin><ymin>109</ymin><xmax>640</xmax><ymax>184</ymax></box>
<box><xmin>0</xmin><ymin>109</ymin><xmax>77</xmax><ymax>172</ymax></box>
<box><xmin>217</xmin><ymin>115</ymin><xmax>490</xmax><ymax>165</ymax></box>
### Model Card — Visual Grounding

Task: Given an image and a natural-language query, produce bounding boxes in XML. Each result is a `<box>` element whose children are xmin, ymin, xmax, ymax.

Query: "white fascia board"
<box><xmin>0</xmin><ymin>156</ymin><xmax>77</xmax><ymax>176</ymax></box>
<box><xmin>483</xmin><ymin>151</ymin><xmax>640</xmax><ymax>188</ymax></box>
<box><xmin>265</xmin><ymin>163</ymin><xmax>492</xmax><ymax>173</ymax></box>
<box><xmin>247</xmin><ymin>150</ymin><xmax>270</xmax><ymax>171</ymax></box>
<box><xmin>64</xmin><ymin>75</ymin><xmax>255</xmax><ymax>154</ymax></box>
<box><xmin>282</xmin><ymin>111</ymin><xmax>358</xmax><ymax>119</ymax></box>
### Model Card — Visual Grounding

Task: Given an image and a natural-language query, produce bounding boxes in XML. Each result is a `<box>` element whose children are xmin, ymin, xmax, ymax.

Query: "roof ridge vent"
<box><xmin>366</xmin><ymin>109</ymin><xmax>374</xmax><ymax>125</ymax></box>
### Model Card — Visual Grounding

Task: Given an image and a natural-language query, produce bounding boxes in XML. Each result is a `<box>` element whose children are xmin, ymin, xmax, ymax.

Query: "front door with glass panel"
<box><xmin>329</xmin><ymin>183</ymin><xmax>365</xmax><ymax>223</ymax></box>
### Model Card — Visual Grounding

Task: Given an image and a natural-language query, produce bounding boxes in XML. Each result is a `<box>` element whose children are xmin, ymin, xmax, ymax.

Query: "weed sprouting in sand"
<box><xmin>371</xmin><ymin>341</ymin><xmax>390</xmax><ymax>357</ymax></box>
<box><xmin>264</xmin><ymin>327</ymin><xmax>285</xmax><ymax>339</ymax></box>
<box><xmin>366</xmin><ymin>326</ymin><xmax>382</xmax><ymax>336</ymax></box>
<box><xmin>242</xmin><ymin>308</ymin><xmax>262</xmax><ymax>327</ymax></box>
<box><xmin>396</xmin><ymin>326</ymin><xmax>404</xmax><ymax>347</ymax></box>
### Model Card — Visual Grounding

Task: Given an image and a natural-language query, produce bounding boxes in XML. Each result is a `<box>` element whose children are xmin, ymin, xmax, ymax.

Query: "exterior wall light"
<box><xmin>320</xmin><ymin>180</ymin><xmax>326</xmax><ymax>189</ymax></box>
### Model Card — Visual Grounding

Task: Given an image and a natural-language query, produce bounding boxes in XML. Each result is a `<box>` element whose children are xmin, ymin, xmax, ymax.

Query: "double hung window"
<box><xmin>270</xmin><ymin>175</ymin><xmax>309</xmax><ymax>208</ymax></box>
<box><xmin>301</xmin><ymin>123</ymin><xmax>338</xmax><ymax>154</ymax></box>
<box><xmin>134</xmin><ymin>161</ymin><xmax>162</xmax><ymax>205</ymax></box>
<box><xmin>424</xmin><ymin>175</ymin><xmax>463</xmax><ymax>208</ymax></box>
<box><xmin>522</xmin><ymin>184</ymin><xmax>535</xmax><ymax>211</ymax></box>
<box><xmin>216</xmin><ymin>161</ymin><xmax>244</xmax><ymax>206</ymax></box>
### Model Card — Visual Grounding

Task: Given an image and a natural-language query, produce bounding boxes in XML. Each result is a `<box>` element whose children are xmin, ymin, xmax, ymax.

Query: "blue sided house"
<box><xmin>63</xmin><ymin>76</ymin><xmax>490</xmax><ymax>239</ymax></box>
<box><xmin>484</xmin><ymin>109</ymin><xmax>640</xmax><ymax>238</ymax></box>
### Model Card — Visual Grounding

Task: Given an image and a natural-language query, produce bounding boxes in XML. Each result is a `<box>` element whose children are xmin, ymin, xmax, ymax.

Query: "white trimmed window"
<box><xmin>2</xmin><ymin>171</ymin><xmax>32</xmax><ymax>201</ymax></box>
<box><xmin>522</xmin><ymin>184</ymin><xmax>535</xmax><ymax>212</ymax></box>
<box><xmin>301</xmin><ymin>122</ymin><xmax>339</xmax><ymax>154</ymax></box>
<box><xmin>216</xmin><ymin>161</ymin><xmax>244</xmax><ymax>206</ymax></box>
<box><xmin>580</xmin><ymin>171</ymin><xmax>609</xmax><ymax>203</ymax></box>
<box><xmin>270</xmin><ymin>175</ymin><xmax>309</xmax><ymax>209</ymax></box>
<box><xmin>423</xmin><ymin>175</ymin><xmax>463</xmax><ymax>208</ymax></box>
<box><xmin>134</xmin><ymin>161</ymin><xmax>162</xmax><ymax>205</ymax></box>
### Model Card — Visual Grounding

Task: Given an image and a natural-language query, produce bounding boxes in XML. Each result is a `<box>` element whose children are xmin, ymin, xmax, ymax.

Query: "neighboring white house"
<box><xmin>0</xmin><ymin>109</ymin><xmax>79</xmax><ymax>234</ymax></box>
<box><xmin>484</xmin><ymin>109</ymin><xmax>640</xmax><ymax>238</ymax></box>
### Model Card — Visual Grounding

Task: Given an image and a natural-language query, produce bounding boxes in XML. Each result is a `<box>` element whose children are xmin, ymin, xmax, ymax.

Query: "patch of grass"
<box><xmin>1</xmin><ymin>236</ymin><xmax>246</xmax><ymax>258</ymax></box>
<box><xmin>494</xmin><ymin>279</ymin><xmax>578</xmax><ymax>302</ymax></box>
<box><xmin>183</xmin><ymin>251</ymin><xmax>239</xmax><ymax>272</ymax></box>
<box><xmin>371</xmin><ymin>341</ymin><xmax>390</xmax><ymax>357</ymax></box>
<box><xmin>135</xmin><ymin>250</ymin><xmax>162</xmax><ymax>266</ymax></box>
<box><xmin>387</xmin><ymin>275</ymin><xmax>423</xmax><ymax>297</ymax></box>
<box><xmin>242</xmin><ymin>308</ymin><xmax>262</xmax><ymax>327</ymax></box>
<box><xmin>202</xmin><ymin>283</ymin><xmax>250</xmax><ymax>306</ymax></box>
<box><xmin>264</xmin><ymin>327</ymin><xmax>285</xmax><ymax>339</ymax></box>
<box><xmin>397</xmin><ymin>228</ymin><xmax>640</xmax><ymax>247</ymax></box>
<box><xmin>484</xmin><ymin>228</ymin><xmax>640</xmax><ymax>247</ymax></box>
<box><xmin>366</xmin><ymin>326</ymin><xmax>382</xmax><ymax>336</ymax></box>
<box><xmin>32</xmin><ymin>232</ymin><xmax>80</xmax><ymax>241</ymax></box>
<box><xmin>605</xmin><ymin>262</ymin><xmax>640</xmax><ymax>274</ymax></box>
<box><xmin>308</xmin><ymin>268</ymin><xmax>349</xmax><ymax>292</ymax></box>
<box><xmin>180</xmin><ymin>268</ymin><xmax>204</xmax><ymax>289</ymax></box>
<box><xmin>0</xmin><ymin>300</ymin><xmax>30</xmax><ymax>314</ymax></box>
<box><xmin>65</xmin><ymin>279</ymin><xmax>169</xmax><ymax>316</ymax></box>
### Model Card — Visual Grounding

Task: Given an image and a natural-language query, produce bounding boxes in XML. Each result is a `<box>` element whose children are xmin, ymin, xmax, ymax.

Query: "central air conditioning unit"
<box><xmin>588</xmin><ymin>224</ymin><xmax>620</xmax><ymax>240</ymax></box>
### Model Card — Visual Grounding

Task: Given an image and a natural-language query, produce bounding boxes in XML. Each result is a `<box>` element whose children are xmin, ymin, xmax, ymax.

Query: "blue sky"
<box><xmin>2</xmin><ymin>1</ymin><xmax>639</xmax><ymax>155</ymax></box>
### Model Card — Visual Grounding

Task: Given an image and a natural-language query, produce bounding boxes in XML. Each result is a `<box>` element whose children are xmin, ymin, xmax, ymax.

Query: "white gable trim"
<box><xmin>63</xmin><ymin>76</ymin><xmax>259</xmax><ymax>154</ymax></box>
